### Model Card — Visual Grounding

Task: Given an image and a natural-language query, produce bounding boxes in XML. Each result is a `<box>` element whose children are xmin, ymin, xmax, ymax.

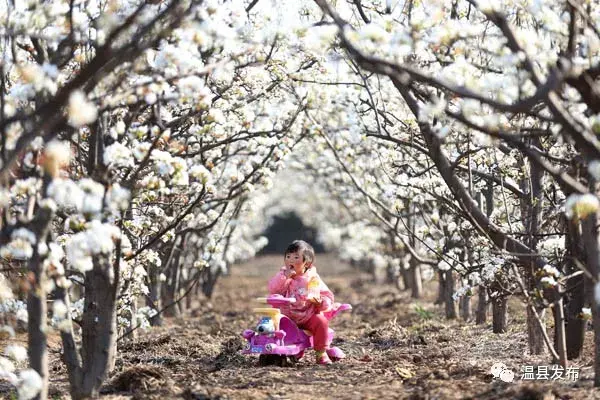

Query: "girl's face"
<box><xmin>284</xmin><ymin>251</ymin><xmax>310</xmax><ymax>277</ymax></box>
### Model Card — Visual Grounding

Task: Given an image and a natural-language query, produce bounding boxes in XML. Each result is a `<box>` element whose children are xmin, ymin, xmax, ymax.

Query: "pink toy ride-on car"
<box><xmin>241</xmin><ymin>294</ymin><xmax>352</xmax><ymax>366</ymax></box>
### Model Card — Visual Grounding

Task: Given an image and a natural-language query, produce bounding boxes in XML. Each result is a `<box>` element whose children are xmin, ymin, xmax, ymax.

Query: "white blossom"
<box><xmin>47</xmin><ymin>179</ymin><xmax>84</xmax><ymax>210</ymax></box>
<box><xmin>542</xmin><ymin>264</ymin><xmax>561</xmax><ymax>278</ymax></box>
<box><xmin>16</xmin><ymin>369</ymin><xmax>43</xmax><ymax>400</ymax></box>
<box><xmin>0</xmin><ymin>356</ymin><xmax>15</xmax><ymax>374</ymax></box>
<box><xmin>104</xmin><ymin>142</ymin><xmax>134</xmax><ymax>169</ymax></box>
<box><xmin>190</xmin><ymin>165</ymin><xmax>212</xmax><ymax>184</ymax></box>
<box><xmin>68</xmin><ymin>90</ymin><xmax>98</xmax><ymax>127</ymax></box>
<box><xmin>105</xmin><ymin>184</ymin><xmax>131</xmax><ymax>212</ymax></box>
<box><xmin>581</xmin><ymin>307</ymin><xmax>592</xmax><ymax>319</ymax></box>
<box><xmin>42</xmin><ymin>141</ymin><xmax>71</xmax><ymax>177</ymax></box>
<box><xmin>79</xmin><ymin>178</ymin><xmax>105</xmax><ymax>215</ymax></box>
<box><xmin>4</xmin><ymin>345</ymin><xmax>27</xmax><ymax>363</ymax></box>
<box><xmin>565</xmin><ymin>193</ymin><xmax>600</xmax><ymax>220</ymax></box>
<box><xmin>52</xmin><ymin>300</ymin><xmax>68</xmax><ymax>319</ymax></box>
<box><xmin>540</xmin><ymin>276</ymin><xmax>558</xmax><ymax>288</ymax></box>
<box><xmin>66</xmin><ymin>221</ymin><xmax>120</xmax><ymax>273</ymax></box>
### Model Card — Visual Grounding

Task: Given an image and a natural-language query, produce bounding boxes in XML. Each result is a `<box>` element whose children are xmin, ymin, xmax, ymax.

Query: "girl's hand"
<box><xmin>307</xmin><ymin>296</ymin><xmax>322</xmax><ymax>305</ymax></box>
<box><xmin>283</xmin><ymin>267</ymin><xmax>296</xmax><ymax>279</ymax></box>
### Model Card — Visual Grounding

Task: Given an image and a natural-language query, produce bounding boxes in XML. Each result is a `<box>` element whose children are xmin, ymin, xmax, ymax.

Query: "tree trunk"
<box><xmin>476</xmin><ymin>184</ymin><xmax>492</xmax><ymax>325</ymax></box>
<box><xmin>395</xmin><ymin>270</ymin><xmax>406</xmax><ymax>291</ymax></box>
<box><xmin>76</xmin><ymin>255</ymin><xmax>118</xmax><ymax>399</ymax></box>
<box><xmin>28</xmin><ymin>273</ymin><xmax>48</xmax><ymax>400</ymax></box>
<box><xmin>492</xmin><ymin>295</ymin><xmax>508</xmax><ymax>333</ymax></box>
<box><xmin>565</xmin><ymin>274</ymin><xmax>586</xmax><ymax>359</ymax></box>
<box><xmin>400</xmin><ymin>263</ymin><xmax>412</xmax><ymax>292</ymax></box>
<box><xmin>581</xmin><ymin>212</ymin><xmax>600</xmax><ymax>387</ymax></box>
<box><xmin>202</xmin><ymin>265</ymin><xmax>222</xmax><ymax>298</ymax></box>
<box><xmin>186</xmin><ymin>285</ymin><xmax>194</xmax><ymax>310</ymax></box>
<box><xmin>57</xmin><ymin>287</ymin><xmax>83</xmax><ymax>399</ymax></box>
<box><xmin>527</xmin><ymin>306</ymin><xmax>547</xmax><ymax>354</ymax></box>
<box><xmin>565</xmin><ymin>218</ymin><xmax>586</xmax><ymax>359</ymax></box>
<box><xmin>476</xmin><ymin>285</ymin><xmax>488</xmax><ymax>324</ymax></box>
<box><xmin>386</xmin><ymin>263</ymin><xmax>396</xmax><ymax>285</ymax></box>
<box><xmin>522</xmin><ymin>143</ymin><xmax>547</xmax><ymax>355</ymax></box>
<box><xmin>460</xmin><ymin>249</ymin><xmax>473</xmax><ymax>321</ymax></box>
<box><xmin>594</xmin><ymin>288</ymin><xmax>600</xmax><ymax>387</ymax></box>
<box><xmin>147</xmin><ymin>263</ymin><xmax>163</xmax><ymax>326</ymax></box>
<box><xmin>405</xmin><ymin>200</ymin><xmax>422</xmax><ymax>299</ymax></box>
<box><xmin>150</xmin><ymin>239</ymin><xmax>179</xmax><ymax>325</ymax></box>
<box><xmin>107</xmin><ymin>310</ymin><xmax>118</xmax><ymax>374</ymax></box>
<box><xmin>460</xmin><ymin>288</ymin><xmax>472</xmax><ymax>322</ymax></box>
<box><xmin>163</xmin><ymin>261</ymin><xmax>181</xmax><ymax>317</ymax></box>
<box><xmin>127</xmin><ymin>299</ymin><xmax>138</xmax><ymax>341</ymax></box>
<box><xmin>435</xmin><ymin>270</ymin><xmax>445</xmax><ymax>305</ymax></box>
<box><xmin>553</xmin><ymin>297</ymin><xmax>567</xmax><ymax>367</ymax></box>
<box><xmin>409</xmin><ymin>256</ymin><xmax>423</xmax><ymax>299</ymax></box>
<box><xmin>372</xmin><ymin>260</ymin><xmax>387</xmax><ymax>285</ymax></box>
<box><xmin>27</xmin><ymin>204</ymin><xmax>54</xmax><ymax>400</ymax></box>
<box><xmin>163</xmin><ymin>235</ymin><xmax>186</xmax><ymax>317</ymax></box>
<box><xmin>443</xmin><ymin>270</ymin><xmax>457</xmax><ymax>319</ymax></box>
<box><xmin>178</xmin><ymin>261</ymin><xmax>189</xmax><ymax>313</ymax></box>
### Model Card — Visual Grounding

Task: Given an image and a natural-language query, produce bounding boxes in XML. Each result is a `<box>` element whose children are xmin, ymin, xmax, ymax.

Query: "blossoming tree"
<box><xmin>2</xmin><ymin>0</ymin><xmax>600</xmax><ymax>398</ymax></box>
<box><xmin>313</xmin><ymin>0</ymin><xmax>600</xmax><ymax>385</ymax></box>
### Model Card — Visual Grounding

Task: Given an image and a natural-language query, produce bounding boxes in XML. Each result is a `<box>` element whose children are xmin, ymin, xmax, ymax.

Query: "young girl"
<box><xmin>268</xmin><ymin>240</ymin><xmax>340</xmax><ymax>365</ymax></box>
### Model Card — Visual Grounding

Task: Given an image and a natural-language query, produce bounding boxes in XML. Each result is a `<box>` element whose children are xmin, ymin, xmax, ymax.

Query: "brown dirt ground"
<box><xmin>7</xmin><ymin>254</ymin><xmax>600</xmax><ymax>399</ymax></box>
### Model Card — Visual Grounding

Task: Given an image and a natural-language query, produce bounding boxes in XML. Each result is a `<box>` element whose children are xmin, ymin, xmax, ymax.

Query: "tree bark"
<box><xmin>553</xmin><ymin>296</ymin><xmax>567</xmax><ymax>367</ymax></box>
<box><xmin>581</xmin><ymin>213</ymin><xmax>600</xmax><ymax>387</ymax></box>
<box><xmin>56</xmin><ymin>287</ymin><xmax>83</xmax><ymax>398</ymax></box>
<box><xmin>395</xmin><ymin>269</ymin><xmax>406</xmax><ymax>291</ymax></box>
<box><xmin>202</xmin><ymin>266</ymin><xmax>222</xmax><ymax>298</ymax></box>
<box><xmin>492</xmin><ymin>295</ymin><xmax>508</xmax><ymax>333</ymax></box>
<box><xmin>565</xmin><ymin>218</ymin><xmax>586</xmax><ymax>359</ymax></box>
<box><xmin>147</xmin><ymin>262</ymin><xmax>163</xmax><ymax>326</ymax></box>
<box><xmin>435</xmin><ymin>270</ymin><xmax>445</xmax><ymax>305</ymax></box>
<box><xmin>163</xmin><ymin>261</ymin><xmax>181</xmax><ymax>317</ymax></box>
<box><xmin>372</xmin><ymin>260</ymin><xmax>388</xmax><ymax>285</ymax></box>
<box><xmin>443</xmin><ymin>270</ymin><xmax>457</xmax><ymax>319</ymax></box>
<box><xmin>77</xmin><ymin>255</ymin><xmax>118</xmax><ymax>399</ymax></box>
<box><xmin>409</xmin><ymin>257</ymin><xmax>423</xmax><ymax>299</ymax></box>
<box><xmin>521</xmin><ymin>141</ymin><xmax>547</xmax><ymax>355</ymax></box>
<box><xmin>127</xmin><ymin>299</ymin><xmax>138</xmax><ymax>341</ymax></box>
<box><xmin>163</xmin><ymin>235</ymin><xmax>185</xmax><ymax>317</ymax></box>
<box><xmin>476</xmin><ymin>285</ymin><xmax>488</xmax><ymax>324</ymax></box>
<box><xmin>27</xmin><ymin>205</ymin><xmax>54</xmax><ymax>400</ymax></box>
<box><xmin>107</xmin><ymin>308</ymin><xmax>118</xmax><ymax>374</ymax></box>
<box><xmin>400</xmin><ymin>262</ymin><xmax>412</xmax><ymax>292</ymax></box>
<box><xmin>405</xmin><ymin>200</ymin><xmax>422</xmax><ymax>299</ymax></box>
<box><xmin>460</xmin><ymin>250</ymin><xmax>473</xmax><ymax>321</ymax></box>
<box><xmin>527</xmin><ymin>305</ymin><xmax>547</xmax><ymax>354</ymax></box>
<box><xmin>476</xmin><ymin>184</ymin><xmax>493</xmax><ymax>325</ymax></box>
<box><xmin>460</xmin><ymin>287</ymin><xmax>472</xmax><ymax>322</ymax></box>
<box><xmin>565</xmin><ymin>273</ymin><xmax>586</xmax><ymax>359</ymax></box>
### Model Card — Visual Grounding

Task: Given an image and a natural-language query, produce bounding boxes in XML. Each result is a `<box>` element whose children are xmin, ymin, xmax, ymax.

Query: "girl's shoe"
<box><xmin>293</xmin><ymin>350</ymin><xmax>304</xmax><ymax>361</ymax></box>
<box><xmin>326</xmin><ymin>347</ymin><xmax>345</xmax><ymax>361</ymax></box>
<box><xmin>316</xmin><ymin>351</ymin><xmax>332</xmax><ymax>365</ymax></box>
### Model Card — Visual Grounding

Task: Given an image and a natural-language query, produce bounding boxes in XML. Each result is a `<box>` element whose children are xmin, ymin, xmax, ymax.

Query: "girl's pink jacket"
<box><xmin>268</xmin><ymin>266</ymin><xmax>338</xmax><ymax>326</ymax></box>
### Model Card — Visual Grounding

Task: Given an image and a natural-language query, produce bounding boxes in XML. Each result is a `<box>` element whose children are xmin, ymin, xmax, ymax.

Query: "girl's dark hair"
<box><xmin>285</xmin><ymin>240</ymin><xmax>315</xmax><ymax>264</ymax></box>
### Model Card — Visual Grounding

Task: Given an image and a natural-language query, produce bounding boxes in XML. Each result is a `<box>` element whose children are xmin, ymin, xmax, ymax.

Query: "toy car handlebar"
<box><xmin>256</xmin><ymin>294</ymin><xmax>296</xmax><ymax>306</ymax></box>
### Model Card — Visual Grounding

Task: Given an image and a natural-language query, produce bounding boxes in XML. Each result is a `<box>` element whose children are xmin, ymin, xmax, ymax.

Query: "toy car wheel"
<box><xmin>279</xmin><ymin>357</ymin><xmax>291</xmax><ymax>367</ymax></box>
<box><xmin>258</xmin><ymin>354</ymin><xmax>274</xmax><ymax>366</ymax></box>
<box><xmin>287</xmin><ymin>356</ymin><xmax>299</xmax><ymax>365</ymax></box>
<box><xmin>259</xmin><ymin>354</ymin><xmax>289</xmax><ymax>367</ymax></box>
<box><xmin>259</xmin><ymin>354</ymin><xmax>278</xmax><ymax>366</ymax></box>
<box><xmin>292</xmin><ymin>350</ymin><xmax>304</xmax><ymax>362</ymax></box>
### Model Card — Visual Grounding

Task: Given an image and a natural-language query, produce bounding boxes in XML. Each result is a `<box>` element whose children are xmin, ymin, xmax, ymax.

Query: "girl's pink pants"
<box><xmin>299</xmin><ymin>313</ymin><xmax>329</xmax><ymax>351</ymax></box>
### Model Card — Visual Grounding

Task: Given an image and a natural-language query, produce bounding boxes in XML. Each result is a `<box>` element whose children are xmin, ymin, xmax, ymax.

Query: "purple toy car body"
<box><xmin>241</xmin><ymin>294</ymin><xmax>351</xmax><ymax>366</ymax></box>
